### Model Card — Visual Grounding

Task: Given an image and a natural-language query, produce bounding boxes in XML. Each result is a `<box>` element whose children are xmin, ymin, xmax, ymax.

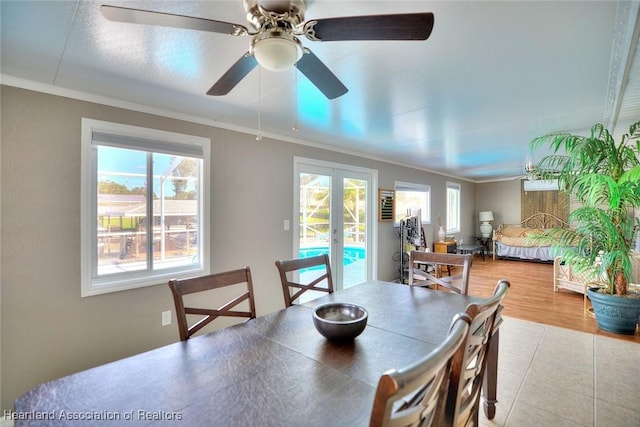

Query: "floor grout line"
<box><xmin>502</xmin><ymin>322</ymin><xmax>547</xmax><ymax>427</ymax></box>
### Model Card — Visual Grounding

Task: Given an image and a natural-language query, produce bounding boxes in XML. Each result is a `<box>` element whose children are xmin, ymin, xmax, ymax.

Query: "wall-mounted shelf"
<box><xmin>378</xmin><ymin>189</ymin><xmax>395</xmax><ymax>222</ymax></box>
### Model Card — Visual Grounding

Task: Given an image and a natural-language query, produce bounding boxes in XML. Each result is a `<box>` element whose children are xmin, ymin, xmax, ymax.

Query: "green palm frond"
<box><xmin>529</xmin><ymin>120</ymin><xmax>640</xmax><ymax>294</ymax></box>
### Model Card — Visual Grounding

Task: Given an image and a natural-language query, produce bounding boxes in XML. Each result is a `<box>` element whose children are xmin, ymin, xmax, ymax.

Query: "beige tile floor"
<box><xmin>480</xmin><ymin>317</ymin><xmax>640</xmax><ymax>427</ymax></box>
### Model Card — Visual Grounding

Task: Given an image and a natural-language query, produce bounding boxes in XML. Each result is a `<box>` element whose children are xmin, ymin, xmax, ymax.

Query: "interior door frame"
<box><xmin>293</xmin><ymin>156</ymin><xmax>378</xmax><ymax>288</ymax></box>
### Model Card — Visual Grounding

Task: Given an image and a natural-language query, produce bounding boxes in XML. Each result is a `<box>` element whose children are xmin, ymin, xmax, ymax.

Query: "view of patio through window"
<box><xmin>97</xmin><ymin>146</ymin><xmax>201</xmax><ymax>276</ymax></box>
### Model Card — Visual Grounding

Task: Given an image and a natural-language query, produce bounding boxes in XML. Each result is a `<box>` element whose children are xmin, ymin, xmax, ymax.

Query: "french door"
<box><xmin>293</xmin><ymin>157</ymin><xmax>377</xmax><ymax>291</ymax></box>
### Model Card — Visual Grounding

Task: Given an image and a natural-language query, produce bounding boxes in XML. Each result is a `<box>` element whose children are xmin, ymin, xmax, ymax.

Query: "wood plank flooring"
<box><xmin>467</xmin><ymin>256</ymin><xmax>640</xmax><ymax>343</ymax></box>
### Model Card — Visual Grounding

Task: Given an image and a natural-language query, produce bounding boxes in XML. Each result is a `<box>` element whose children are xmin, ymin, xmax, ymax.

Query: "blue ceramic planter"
<box><xmin>587</xmin><ymin>287</ymin><xmax>640</xmax><ymax>335</ymax></box>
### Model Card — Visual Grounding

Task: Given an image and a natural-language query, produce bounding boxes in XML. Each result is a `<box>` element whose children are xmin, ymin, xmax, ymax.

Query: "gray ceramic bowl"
<box><xmin>312</xmin><ymin>302</ymin><xmax>368</xmax><ymax>341</ymax></box>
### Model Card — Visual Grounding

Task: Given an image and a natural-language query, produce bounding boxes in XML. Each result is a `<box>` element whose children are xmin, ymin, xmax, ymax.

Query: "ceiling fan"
<box><xmin>100</xmin><ymin>0</ymin><xmax>434</xmax><ymax>99</ymax></box>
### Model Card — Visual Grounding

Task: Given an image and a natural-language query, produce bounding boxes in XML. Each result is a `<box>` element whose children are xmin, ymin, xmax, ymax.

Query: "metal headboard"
<box><xmin>520</xmin><ymin>213</ymin><xmax>569</xmax><ymax>229</ymax></box>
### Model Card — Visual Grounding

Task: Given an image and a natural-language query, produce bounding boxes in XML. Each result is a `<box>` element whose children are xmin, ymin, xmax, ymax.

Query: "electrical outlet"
<box><xmin>161</xmin><ymin>310</ymin><xmax>171</xmax><ymax>326</ymax></box>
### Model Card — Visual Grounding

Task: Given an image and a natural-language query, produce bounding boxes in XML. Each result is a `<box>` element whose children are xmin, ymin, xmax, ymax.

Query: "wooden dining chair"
<box><xmin>445</xmin><ymin>279</ymin><xmax>510</xmax><ymax>427</ymax></box>
<box><xmin>168</xmin><ymin>267</ymin><xmax>256</xmax><ymax>341</ymax></box>
<box><xmin>274</xmin><ymin>254</ymin><xmax>334</xmax><ymax>307</ymax></box>
<box><xmin>408</xmin><ymin>251</ymin><xmax>473</xmax><ymax>295</ymax></box>
<box><xmin>369</xmin><ymin>313</ymin><xmax>471</xmax><ymax>427</ymax></box>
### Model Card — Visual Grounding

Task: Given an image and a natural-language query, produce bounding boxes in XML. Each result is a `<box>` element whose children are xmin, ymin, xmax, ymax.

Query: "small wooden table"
<box><xmin>14</xmin><ymin>281</ymin><xmax>501</xmax><ymax>426</ymax></box>
<box><xmin>458</xmin><ymin>243</ymin><xmax>485</xmax><ymax>260</ymax></box>
<box><xmin>434</xmin><ymin>240</ymin><xmax>457</xmax><ymax>253</ymax></box>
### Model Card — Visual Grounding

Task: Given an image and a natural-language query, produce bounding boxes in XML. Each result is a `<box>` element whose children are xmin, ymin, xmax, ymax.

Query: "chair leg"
<box><xmin>482</xmin><ymin>330</ymin><xmax>499</xmax><ymax>420</ymax></box>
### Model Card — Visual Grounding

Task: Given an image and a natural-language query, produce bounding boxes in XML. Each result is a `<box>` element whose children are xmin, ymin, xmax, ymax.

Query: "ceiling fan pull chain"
<box><xmin>293</xmin><ymin>65</ymin><xmax>299</xmax><ymax>132</ymax></box>
<box><xmin>256</xmin><ymin>66</ymin><xmax>263</xmax><ymax>142</ymax></box>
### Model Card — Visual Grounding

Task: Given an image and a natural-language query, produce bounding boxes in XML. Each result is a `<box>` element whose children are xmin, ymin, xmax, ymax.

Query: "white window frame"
<box><xmin>394</xmin><ymin>181</ymin><xmax>431</xmax><ymax>226</ymax></box>
<box><xmin>446</xmin><ymin>182</ymin><xmax>461</xmax><ymax>234</ymax></box>
<box><xmin>81</xmin><ymin>118</ymin><xmax>211</xmax><ymax>297</ymax></box>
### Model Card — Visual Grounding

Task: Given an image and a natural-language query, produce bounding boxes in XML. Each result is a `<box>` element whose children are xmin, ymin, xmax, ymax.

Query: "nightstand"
<box><xmin>476</xmin><ymin>236</ymin><xmax>492</xmax><ymax>255</ymax></box>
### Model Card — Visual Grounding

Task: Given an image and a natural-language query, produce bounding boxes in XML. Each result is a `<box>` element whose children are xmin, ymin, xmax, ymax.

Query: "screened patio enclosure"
<box><xmin>299</xmin><ymin>174</ymin><xmax>368</xmax><ymax>289</ymax></box>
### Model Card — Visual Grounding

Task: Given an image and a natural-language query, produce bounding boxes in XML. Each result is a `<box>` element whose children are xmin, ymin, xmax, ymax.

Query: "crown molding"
<box><xmin>603</xmin><ymin>1</ymin><xmax>640</xmax><ymax>130</ymax></box>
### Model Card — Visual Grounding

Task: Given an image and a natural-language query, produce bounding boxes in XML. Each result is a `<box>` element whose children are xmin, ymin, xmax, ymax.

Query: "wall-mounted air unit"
<box><xmin>523</xmin><ymin>179</ymin><xmax>559</xmax><ymax>191</ymax></box>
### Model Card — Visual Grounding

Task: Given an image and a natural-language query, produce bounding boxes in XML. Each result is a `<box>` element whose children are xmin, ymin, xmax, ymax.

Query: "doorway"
<box><xmin>293</xmin><ymin>157</ymin><xmax>377</xmax><ymax>291</ymax></box>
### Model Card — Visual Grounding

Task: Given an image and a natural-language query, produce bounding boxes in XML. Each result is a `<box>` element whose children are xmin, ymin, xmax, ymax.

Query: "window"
<box><xmin>446</xmin><ymin>182</ymin><xmax>461</xmax><ymax>234</ymax></box>
<box><xmin>81</xmin><ymin>119</ymin><xmax>210</xmax><ymax>297</ymax></box>
<box><xmin>394</xmin><ymin>181</ymin><xmax>431</xmax><ymax>225</ymax></box>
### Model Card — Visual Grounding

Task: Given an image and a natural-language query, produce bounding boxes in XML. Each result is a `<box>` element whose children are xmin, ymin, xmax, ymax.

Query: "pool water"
<box><xmin>299</xmin><ymin>246</ymin><xmax>366</xmax><ymax>270</ymax></box>
<box><xmin>298</xmin><ymin>246</ymin><xmax>367</xmax><ymax>293</ymax></box>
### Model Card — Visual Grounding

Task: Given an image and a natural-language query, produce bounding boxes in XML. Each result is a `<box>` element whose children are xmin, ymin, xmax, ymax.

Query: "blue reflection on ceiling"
<box><xmin>297</xmin><ymin>76</ymin><xmax>331</xmax><ymax>128</ymax></box>
<box><xmin>156</xmin><ymin>34</ymin><xmax>199</xmax><ymax>78</ymax></box>
<box><xmin>296</xmin><ymin>73</ymin><xmax>367</xmax><ymax>139</ymax></box>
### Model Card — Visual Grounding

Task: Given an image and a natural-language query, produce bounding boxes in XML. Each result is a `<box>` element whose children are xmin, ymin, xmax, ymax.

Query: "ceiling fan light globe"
<box><xmin>253</xmin><ymin>37</ymin><xmax>302</xmax><ymax>72</ymax></box>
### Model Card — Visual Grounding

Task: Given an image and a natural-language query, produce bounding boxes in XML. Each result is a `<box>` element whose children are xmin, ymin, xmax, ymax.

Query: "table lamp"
<box><xmin>479</xmin><ymin>211</ymin><xmax>494</xmax><ymax>238</ymax></box>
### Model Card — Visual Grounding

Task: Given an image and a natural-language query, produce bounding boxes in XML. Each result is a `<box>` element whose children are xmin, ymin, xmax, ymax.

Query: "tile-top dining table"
<box><xmin>14</xmin><ymin>280</ymin><xmax>501</xmax><ymax>426</ymax></box>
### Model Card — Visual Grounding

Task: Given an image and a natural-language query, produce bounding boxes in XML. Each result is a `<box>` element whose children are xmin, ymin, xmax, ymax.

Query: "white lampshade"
<box><xmin>479</xmin><ymin>211</ymin><xmax>494</xmax><ymax>223</ymax></box>
<box><xmin>253</xmin><ymin>34</ymin><xmax>302</xmax><ymax>72</ymax></box>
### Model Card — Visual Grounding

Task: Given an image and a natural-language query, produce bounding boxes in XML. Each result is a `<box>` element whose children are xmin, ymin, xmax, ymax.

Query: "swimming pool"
<box><xmin>299</xmin><ymin>246</ymin><xmax>366</xmax><ymax>267</ymax></box>
<box><xmin>298</xmin><ymin>246</ymin><xmax>367</xmax><ymax>288</ymax></box>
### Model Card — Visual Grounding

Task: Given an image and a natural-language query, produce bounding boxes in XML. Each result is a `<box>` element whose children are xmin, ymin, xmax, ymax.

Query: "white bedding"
<box><xmin>493</xmin><ymin>214</ymin><xmax>572</xmax><ymax>262</ymax></box>
<box><xmin>495</xmin><ymin>241</ymin><xmax>555</xmax><ymax>261</ymax></box>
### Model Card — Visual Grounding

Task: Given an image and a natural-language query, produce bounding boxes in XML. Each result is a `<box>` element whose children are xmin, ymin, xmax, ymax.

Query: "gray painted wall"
<box><xmin>476</xmin><ymin>180</ymin><xmax>523</xmax><ymax>231</ymax></box>
<box><xmin>1</xmin><ymin>85</ymin><xmax>481</xmax><ymax>410</ymax></box>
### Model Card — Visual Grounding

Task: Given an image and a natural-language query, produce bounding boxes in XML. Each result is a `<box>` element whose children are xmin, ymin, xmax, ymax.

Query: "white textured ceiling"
<box><xmin>2</xmin><ymin>0</ymin><xmax>639</xmax><ymax>181</ymax></box>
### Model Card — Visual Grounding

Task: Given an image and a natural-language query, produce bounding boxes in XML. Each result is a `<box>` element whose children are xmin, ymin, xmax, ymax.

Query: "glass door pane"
<box><xmin>294</xmin><ymin>159</ymin><xmax>375</xmax><ymax>296</ymax></box>
<box><xmin>299</xmin><ymin>172</ymin><xmax>331</xmax><ymax>251</ymax></box>
<box><xmin>298</xmin><ymin>172</ymin><xmax>332</xmax><ymax>303</ymax></box>
<box><xmin>342</xmin><ymin>177</ymin><xmax>367</xmax><ymax>288</ymax></box>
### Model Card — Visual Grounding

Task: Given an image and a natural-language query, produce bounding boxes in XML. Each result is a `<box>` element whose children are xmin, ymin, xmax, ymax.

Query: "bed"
<box><xmin>492</xmin><ymin>213</ymin><xmax>569</xmax><ymax>262</ymax></box>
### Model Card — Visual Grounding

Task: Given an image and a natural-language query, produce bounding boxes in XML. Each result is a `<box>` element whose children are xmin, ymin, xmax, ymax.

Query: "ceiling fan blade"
<box><xmin>207</xmin><ymin>53</ymin><xmax>258</xmax><ymax>96</ymax></box>
<box><xmin>296</xmin><ymin>50</ymin><xmax>348</xmax><ymax>100</ymax></box>
<box><xmin>100</xmin><ymin>5</ymin><xmax>249</xmax><ymax>36</ymax></box>
<box><xmin>304</xmin><ymin>13</ymin><xmax>434</xmax><ymax>41</ymax></box>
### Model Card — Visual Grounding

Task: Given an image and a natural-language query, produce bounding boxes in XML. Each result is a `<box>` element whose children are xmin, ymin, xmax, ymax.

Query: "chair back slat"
<box><xmin>445</xmin><ymin>280</ymin><xmax>510</xmax><ymax>427</ymax></box>
<box><xmin>275</xmin><ymin>254</ymin><xmax>334</xmax><ymax>307</ymax></box>
<box><xmin>168</xmin><ymin>267</ymin><xmax>256</xmax><ymax>341</ymax></box>
<box><xmin>369</xmin><ymin>314</ymin><xmax>471</xmax><ymax>427</ymax></box>
<box><xmin>409</xmin><ymin>251</ymin><xmax>473</xmax><ymax>295</ymax></box>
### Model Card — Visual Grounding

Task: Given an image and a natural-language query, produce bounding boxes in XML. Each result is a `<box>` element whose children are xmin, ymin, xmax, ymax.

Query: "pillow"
<box><xmin>499</xmin><ymin>226</ymin><xmax>528</xmax><ymax>238</ymax></box>
<box><xmin>522</xmin><ymin>228</ymin><xmax>545</xmax><ymax>237</ymax></box>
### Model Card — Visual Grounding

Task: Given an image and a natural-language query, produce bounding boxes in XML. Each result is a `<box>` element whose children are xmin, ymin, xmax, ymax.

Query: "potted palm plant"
<box><xmin>530</xmin><ymin>120</ymin><xmax>640</xmax><ymax>334</ymax></box>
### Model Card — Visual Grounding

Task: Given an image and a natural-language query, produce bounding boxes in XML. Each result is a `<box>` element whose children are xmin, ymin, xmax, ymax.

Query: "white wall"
<box><xmin>0</xmin><ymin>85</ymin><xmax>478</xmax><ymax>410</ymax></box>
